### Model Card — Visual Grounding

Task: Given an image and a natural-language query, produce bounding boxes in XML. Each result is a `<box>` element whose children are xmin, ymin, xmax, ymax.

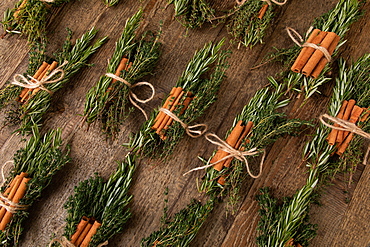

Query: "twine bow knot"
<box><xmin>11</xmin><ymin>61</ymin><xmax>68</xmax><ymax>95</ymax></box>
<box><xmin>105</xmin><ymin>73</ymin><xmax>155</xmax><ymax>120</ymax></box>
<box><xmin>183</xmin><ymin>133</ymin><xmax>265</xmax><ymax>177</ymax></box>
<box><xmin>159</xmin><ymin>108</ymin><xmax>208</xmax><ymax>138</ymax></box>
<box><xmin>286</xmin><ymin>27</ymin><xmax>332</xmax><ymax>62</ymax></box>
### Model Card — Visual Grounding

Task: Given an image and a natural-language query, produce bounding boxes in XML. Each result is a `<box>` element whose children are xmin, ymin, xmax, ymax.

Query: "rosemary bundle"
<box><xmin>169</xmin><ymin>0</ymin><xmax>281</xmax><ymax>48</ymax></box>
<box><xmin>0</xmin><ymin>28</ymin><xmax>107</xmax><ymax>134</ymax></box>
<box><xmin>126</xmin><ymin>39</ymin><xmax>229</xmax><ymax>160</ymax></box>
<box><xmin>84</xmin><ymin>10</ymin><xmax>161</xmax><ymax>138</ymax></box>
<box><xmin>51</xmin><ymin>154</ymin><xmax>136</xmax><ymax>247</ymax></box>
<box><xmin>265</xmin><ymin>0</ymin><xmax>363</xmax><ymax>99</ymax></box>
<box><xmin>141</xmin><ymin>80</ymin><xmax>310</xmax><ymax>247</ymax></box>
<box><xmin>1</xmin><ymin>0</ymin><xmax>71</xmax><ymax>46</ymax></box>
<box><xmin>0</xmin><ymin>126</ymin><xmax>70</xmax><ymax>247</ymax></box>
<box><xmin>256</xmin><ymin>53</ymin><xmax>370</xmax><ymax>247</ymax></box>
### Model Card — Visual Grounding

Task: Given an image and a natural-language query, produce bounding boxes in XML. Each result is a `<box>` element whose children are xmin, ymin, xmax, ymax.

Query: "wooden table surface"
<box><xmin>0</xmin><ymin>0</ymin><xmax>369</xmax><ymax>246</ymax></box>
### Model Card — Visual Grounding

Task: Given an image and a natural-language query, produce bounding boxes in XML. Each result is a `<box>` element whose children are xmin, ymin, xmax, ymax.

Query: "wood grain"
<box><xmin>0</xmin><ymin>0</ymin><xmax>369</xmax><ymax>246</ymax></box>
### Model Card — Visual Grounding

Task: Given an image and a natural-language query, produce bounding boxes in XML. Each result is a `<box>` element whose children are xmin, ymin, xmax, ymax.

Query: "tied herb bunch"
<box><xmin>126</xmin><ymin>39</ymin><xmax>229</xmax><ymax>161</ymax></box>
<box><xmin>0</xmin><ymin>28</ymin><xmax>107</xmax><ymax>134</ymax></box>
<box><xmin>141</xmin><ymin>80</ymin><xmax>310</xmax><ymax>247</ymax></box>
<box><xmin>256</xmin><ymin>53</ymin><xmax>370</xmax><ymax>247</ymax></box>
<box><xmin>84</xmin><ymin>10</ymin><xmax>161</xmax><ymax>138</ymax></box>
<box><xmin>51</xmin><ymin>154</ymin><xmax>136</xmax><ymax>247</ymax></box>
<box><xmin>1</xmin><ymin>0</ymin><xmax>72</xmax><ymax>46</ymax></box>
<box><xmin>0</xmin><ymin>126</ymin><xmax>70</xmax><ymax>247</ymax></box>
<box><xmin>169</xmin><ymin>0</ymin><xmax>281</xmax><ymax>48</ymax></box>
<box><xmin>263</xmin><ymin>0</ymin><xmax>363</xmax><ymax>100</ymax></box>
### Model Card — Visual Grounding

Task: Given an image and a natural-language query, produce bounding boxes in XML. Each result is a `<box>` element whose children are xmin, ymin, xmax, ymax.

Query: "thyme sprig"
<box><xmin>84</xmin><ymin>10</ymin><xmax>161</xmax><ymax>138</ymax></box>
<box><xmin>51</xmin><ymin>154</ymin><xmax>136</xmax><ymax>247</ymax></box>
<box><xmin>256</xmin><ymin>53</ymin><xmax>370</xmax><ymax>246</ymax></box>
<box><xmin>125</xmin><ymin>39</ymin><xmax>229</xmax><ymax>160</ymax></box>
<box><xmin>169</xmin><ymin>0</ymin><xmax>280</xmax><ymax>48</ymax></box>
<box><xmin>1</xmin><ymin>0</ymin><xmax>71</xmax><ymax>47</ymax></box>
<box><xmin>0</xmin><ymin>126</ymin><xmax>70</xmax><ymax>247</ymax></box>
<box><xmin>0</xmin><ymin>28</ymin><xmax>107</xmax><ymax>134</ymax></box>
<box><xmin>264</xmin><ymin>0</ymin><xmax>363</xmax><ymax>99</ymax></box>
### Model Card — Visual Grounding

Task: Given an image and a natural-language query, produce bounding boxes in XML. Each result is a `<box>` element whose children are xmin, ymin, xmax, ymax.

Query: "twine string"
<box><xmin>319</xmin><ymin>114</ymin><xmax>370</xmax><ymax>139</ymax></box>
<box><xmin>105</xmin><ymin>73</ymin><xmax>155</xmax><ymax>120</ymax></box>
<box><xmin>11</xmin><ymin>61</ymin><xmax>68</xmax><ymax>94</ymax></box>
<box><xmin>159</xmin><ymin>108</ymin><xmax>208</xmax><ymax>138</ymax></box>
<box><xmin>286</xmin><ymin>27</ymin><xmax>332</xmax><ymax>62</ymax></box>
<box><xmin>183</xmin><ymin>133</ymin><xmax>265</xmax><ymax>178</ymax></box>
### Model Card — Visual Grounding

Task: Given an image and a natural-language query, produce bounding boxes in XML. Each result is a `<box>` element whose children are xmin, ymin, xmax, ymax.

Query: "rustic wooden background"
<box><xmin>0</xmin><ymin>0</ymin><xmax>369</xmax><ymax>246</ymax></box>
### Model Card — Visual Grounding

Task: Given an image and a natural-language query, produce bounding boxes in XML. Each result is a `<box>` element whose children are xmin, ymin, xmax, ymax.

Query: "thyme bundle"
<box><xmin>0</xmin><ymin>126</ymin><xmax>70</xmax><ymax>247</ymax></box>
<box><xmin>84</xmin><ymin>10</ymin><xmax>161</xmax><ymax>138</ymax></box>
<box><xmin>264</xmin><ymin>0</ymin><xmax>363</xmax><ymax>99</ymax></box>
<box><xmin>1</xmin><ymin>0</ymin><xmax>72</xmax><ymax>46</ymax></box>
<box><xmin>169</xmin><ymin>0</ymin><xmax>282</xmax><ymax>48</ymax></box>
<box><xmin>0</xmin><ymin>28</ymin><xmax>107</xmax><ymax>134</ymax></box>
<box><xmin>256</xmin><ymin>53</ymin><xmax>370</xmax><ymax>247</ymax></box>
<box><xmin>141</xmin><ymin>80</ymin><xmax>310</xmax><ymax>247</ymax></box>
<box><xmin>50</xmin><ymin>154</ymin><xmax>136</xmax><ymax>247</ymax></box>
<box><xmin>125</xmin><ymin>39</ymin><xmax>229</xmax><ymax>160</ymax></box>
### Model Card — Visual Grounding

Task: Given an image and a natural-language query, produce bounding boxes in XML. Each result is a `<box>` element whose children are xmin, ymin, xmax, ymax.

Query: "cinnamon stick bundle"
<box><xmin>151</xmin><ymin>87</ymin><xmax>194</xmax><ymax>139</ymax></box>
<box><xmin>291</xmin><ymin>29</ymin><xmax>340</xmax><ymax>78</ymax></box>
<box><xmin>71</xmin><ymin>217</ymin><xmax>102</xmax><ymax>247</ymax></box>
<box><xmin>0</xmin><ymin>173</ymin><xmax>30</xmax><ymax>231</ymax></box>
<box><xmin>327</xmin><ymin>100</ymin><xmax>348</xmax><ymax>145</ymax></box>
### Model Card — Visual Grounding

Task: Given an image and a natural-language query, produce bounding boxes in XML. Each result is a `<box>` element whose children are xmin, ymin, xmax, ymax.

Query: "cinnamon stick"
<box><xmin>155</xmin><ymin>90</ymin><xmax>185</xmax><ymax>136</ymax></box>
<box><xmin>0</xmin><ymin>172</ymin><xmax>28</xmax><ymax>222</ymax></box>
<box><xmin>75</xmin><ymin>220</ymin><xmax>93</xmax><ymax>246</ymax></box>
<box><xmin>152</xmin><ymin>87</ymin><xmax>183</xmax><ymax>130</ymax></box>
<box><xmin>212</xmin><ymin>120</ymin><xmax>245</xmax><ymax>171</ymax></box>
<box><xmin>310</xmin><ymin>35</ymin><xmax>340</xmax><ymax>78</ymax></box>
<box><xmin>112</xmin><ymin>57</ymin><xmax>129</xmax><ymax>84</ymax></box>
<box><xmin>327</xmin><ymin>100</ymin><xmax>348</xmax><ymax>145</ymax></box>
<box><xmin>337</xmin><ymin>99</ymin><xmax>356</xmax><ymax>143</ymax></box>
<box><xmin>302</xmin><ymin>32</ymin><xmax>339</xmax><ymax>76</ymax></box>
<box><xmin>290</xmin><ymin>29</ymin><xmax>323</xmax><ymax>73</ymax></box>
<box><xmin>70</xmin><ymin>216</ymin><xmax>89</xmax><ymax>244</ymax></box>
<box><xmin>0</xmin><ymin>177</ymin><xmax>31</xmax><ymax>231</ymax></box>
<box><xmin>13</xmin><ymin>0</ymin><xmax>27</xmax><ymax>19</ymax></box>
<box><xmin>258</xmin><ymin>4</ymin><xmax>269</xmax><ymax>19</ymax></box>
<box><xmin>80</xmin><ymin>220</ymin><xmax>102</xmax><ymax>247</ymax></box>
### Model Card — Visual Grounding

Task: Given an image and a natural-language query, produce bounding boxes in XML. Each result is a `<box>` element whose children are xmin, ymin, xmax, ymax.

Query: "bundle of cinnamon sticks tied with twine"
<box><xmin>210</xmin><ymin>120</ymin><xmax>254</xmax><ymax>185</ymax></box>
<box><xmin>325</xmin><ymin>99</ymin><xmax>369</xmax><ymax>155</ymax></box>
<box><xmin>69</xmin><ymin>216</ymin><xmax>102</xmax><ymax>247</ymax></box>
<box><xmin>151</xmin><ymin>87</ymin><xmax>194</xmax><ymax>140</ymax></box>
<box><xmin>0</xmin><ymin>172</ymin><xmax>30</xmax><ymax>231</ymax></box>
<box><xmin>290</xmin><ymin>28</ymin><xmax>340</xmax><ymax>78</ymax></box>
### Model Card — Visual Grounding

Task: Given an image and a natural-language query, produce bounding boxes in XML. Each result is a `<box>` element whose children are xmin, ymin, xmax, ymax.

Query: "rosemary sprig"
<box><xmin>0</xmin><ymin>126</ymin><xmax>70</xmax><ymax>247</ymax></box>
<box><xmin>51</xmin><ymin>154</ymin><xmax>136</xmax><ymax>247</ymax></box>
<box><xmin>256</xmin><ymin>53</ymin><xmax>370</xmax><ymax>246</ymax></box>
<box><xmin>141</xmin><ymin>198</ymin><xmax>215</xmax><ymax>247</ymax></box>
<box><xmin>102</xmin><ymin>0</ymin><xmax>120</xmax><ymax>7</ymax></box>
<box><xmin>125</xmin><ymin>39</ymin><xmax>229</xmax><ymax>160</ymax></box>
<box><xmin>1</xmin><ymin>0</ymin><xmax>71</xmax><ymax>46</ymax></box>
<box><xmin>0</xmin><ymin>28</ymin><xmax>107</xmax><ymax>134</ymax></box>
<box><xmin>84</xmin><ymin>10</ymin><xmax>161</xmax><ymax>138</ymax></box>
<box><xmin>265</xmin><ymin>0</ymin><xmax>363</xmax><ymax>99</ymax></box>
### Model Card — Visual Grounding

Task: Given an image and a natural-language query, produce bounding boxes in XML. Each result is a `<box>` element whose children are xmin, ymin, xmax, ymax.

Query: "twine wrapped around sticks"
<box><xmin>49</xmin><ymin>236</ymin><xmax>108</xmax><ymax>247</ymax></box>
<box><xmin>319</xmin><ymin>114</ymin><xmax>370</xmax><ymax>139</ymax></box>
<box><xmin>286</xmin><ymin>27</ymin><xmax>332</xmax><ymax>62</ymax></box>
<box><xmin>183</xmin><ymin>133</ymin><xmax>265</xmax><ymax>177</ymax></box>
<box><xmin>159</xmin><ymin>108</ymin><xmax>208</xmax><ymax>138</ymax></box>
<box><xmin>11</xmin><ymin>61</ymin><xmax>68</xmax><ymax>95</ymax></box>
<box><xmin>0</xmin><ymin>161</ymin><xmax>29</xmax><ymax>214</ymax></box>
<box><xmin>105</xmin><ymin>73</ymin><xmax>155</xmax><ymax>120</ymax></box>
<box><xmin>236</xmin><ymin>0</ymin><xmax>287</xmax><ymax>6</ymax></box>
